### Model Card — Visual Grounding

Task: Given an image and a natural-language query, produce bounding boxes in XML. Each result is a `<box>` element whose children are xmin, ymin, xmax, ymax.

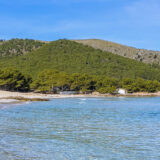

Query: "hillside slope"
<box><xmin>0</xmin><ymin>39</ymin><xmax>45</xmax><ymax>57</ymax></box>
<box><xmin>0</xmin><ymin>39</ymin><xmax>159</xmax><ymax>80</ymax></box>
<box><xmin>75</xmin><ymin>39</ymin><xmax>160</xmax><ymax>64</ymax></box>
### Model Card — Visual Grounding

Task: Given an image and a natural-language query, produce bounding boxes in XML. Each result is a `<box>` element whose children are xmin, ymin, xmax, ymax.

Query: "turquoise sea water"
<box><xmin>0</xmin><ymin>97</ymin><xmax>160</xmax><ymax>160</ymax></box>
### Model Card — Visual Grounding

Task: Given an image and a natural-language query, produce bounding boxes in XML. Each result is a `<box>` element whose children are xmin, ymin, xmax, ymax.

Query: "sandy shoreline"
<box><xmin>0</xmin><ymin>90</ymin><xmax>160</xmax><ymax>103</ymax></box>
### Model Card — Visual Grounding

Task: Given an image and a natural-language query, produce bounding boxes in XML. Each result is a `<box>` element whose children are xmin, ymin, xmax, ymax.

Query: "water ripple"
<box><xmin>0</xmin><ymin>97</ymin><xmax>160</xmax><ymax>159</ymax></box>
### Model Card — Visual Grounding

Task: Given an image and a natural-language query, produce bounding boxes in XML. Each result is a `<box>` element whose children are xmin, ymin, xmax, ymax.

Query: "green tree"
<box><xmin>0</xmin><ymin>68</ymin><xmax>31</xmax><ymax>91</ymax></box>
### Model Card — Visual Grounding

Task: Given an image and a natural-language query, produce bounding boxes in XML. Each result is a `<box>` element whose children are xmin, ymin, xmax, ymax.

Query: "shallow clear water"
<box><xmin>0</xmin><ymin>97</ymin><xmax>160</xmax><ymax>160</ymax></box>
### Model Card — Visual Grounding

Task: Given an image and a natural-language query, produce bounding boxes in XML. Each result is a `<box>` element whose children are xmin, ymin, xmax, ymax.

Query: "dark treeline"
<box><xmin>0</xmin><ymin>68</ymin><xmax>31</xmax><ymax>92</ymax></box>
<box><xmin>30</xmin><ymin>69</ymin><xmax>160</xmax><ymax>94</ymax></box>
<box><xmin>0</xmin><ymin>68</ymin><xmax>160</xmax><ymax>94</ymax></box>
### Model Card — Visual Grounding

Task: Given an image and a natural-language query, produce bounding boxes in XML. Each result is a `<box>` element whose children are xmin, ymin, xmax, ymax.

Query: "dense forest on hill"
<box><xmin>0</xmin><ymin>39</ymin><xmax>160</xmax><ymax>81</ymax></box>
<box><xmin>0</xmin><ymin>39</ymin><xmax>44</xmax><ymax>57</ymax></box>
<box><xmin>0</xmin><ymin>39</ymin><xmax>160</xmax><ymax>94</ymax></box>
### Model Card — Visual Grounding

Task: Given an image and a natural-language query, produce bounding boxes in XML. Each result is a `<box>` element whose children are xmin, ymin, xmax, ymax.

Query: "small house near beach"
<box><xmin>116</xmin><ymin>88</ymin><xmax>127</xmax><ymax>95</ymax></box>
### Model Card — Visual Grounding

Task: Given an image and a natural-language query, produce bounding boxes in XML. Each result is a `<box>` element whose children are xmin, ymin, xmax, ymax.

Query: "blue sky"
<box><xmin>0</xmin><ymin>0</ymin><xmax>160</xmax><ymax>50</ymax></box>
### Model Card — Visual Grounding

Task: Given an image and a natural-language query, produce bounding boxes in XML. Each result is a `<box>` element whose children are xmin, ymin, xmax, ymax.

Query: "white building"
<box><xmin>117</xmin><ymin>88</ymin><xmax>127</xmax><ymax>95</ymax></box>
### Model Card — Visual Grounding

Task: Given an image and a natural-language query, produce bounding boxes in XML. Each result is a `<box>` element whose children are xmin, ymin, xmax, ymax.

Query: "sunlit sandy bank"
<box><xmin>0</xmin><ymin>90</ymin><xmax>160</xmax><ymax>103</ymax></box>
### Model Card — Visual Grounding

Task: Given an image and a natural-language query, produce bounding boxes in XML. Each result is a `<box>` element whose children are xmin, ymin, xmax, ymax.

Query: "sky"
<box><xmin>0</xmin><ymin>0</ymin><xmax>160</xmax><ymax>50</ymax></box>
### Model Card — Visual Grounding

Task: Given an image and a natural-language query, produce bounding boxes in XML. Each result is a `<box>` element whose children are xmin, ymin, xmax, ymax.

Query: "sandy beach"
<box><xmin>0</xmin><ymin>90</ymin><xmax>99</xmax><ymax>100</ymax></box>
<box><xmin>0</xmin><ymin>90</ymin><xmax>160</xmax><ymax>103</ymax></box>
<box><xmin>0</xmin><ymin>90</ymin><xmax>101</xmax><ymax>103</ymax></box>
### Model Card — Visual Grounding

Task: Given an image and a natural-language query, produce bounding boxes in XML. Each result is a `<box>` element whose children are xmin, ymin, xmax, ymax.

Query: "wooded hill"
<box><xmin>75</xmin><ymin>39</ymin><xmax>160</xmax><ymax>65</ymax></box>
<box><xmin>0</xmin><ymin>39</ymin><xmax>45</xmax><ymax>57</ymax></box>
<box><xmin>0</xmin><ymin>39</ymin><xmax>160</xmax><ymax>93</ymax></box>
<box><xmin>0</xmin><ymin>39</ymin><xmax>160</xmax><ymax>80</ymax></box>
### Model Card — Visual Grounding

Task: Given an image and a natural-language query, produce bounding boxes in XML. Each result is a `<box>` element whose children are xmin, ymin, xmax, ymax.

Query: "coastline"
<box><xmin>0</xmin><ymin>90</ymin><xmax>160</xmax><ymax>103</ymax></box>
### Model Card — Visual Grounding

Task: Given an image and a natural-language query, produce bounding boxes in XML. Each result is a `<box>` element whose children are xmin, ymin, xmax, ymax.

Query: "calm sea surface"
<box><xmin>0</xmin><ymin>97</ymin><xmax>160</xmax><ymax>160</ymax></box>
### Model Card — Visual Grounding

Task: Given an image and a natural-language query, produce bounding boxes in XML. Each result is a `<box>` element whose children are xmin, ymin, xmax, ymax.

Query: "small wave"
<box><xmin>23</xmin><ymin>101</ymin><xmax>31</xmax><ymax>104</ymax></box>
<box><xmin>79</xmin><ymin>98</ymin><xmax>86</xmax><ymax>101</ymax></box>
